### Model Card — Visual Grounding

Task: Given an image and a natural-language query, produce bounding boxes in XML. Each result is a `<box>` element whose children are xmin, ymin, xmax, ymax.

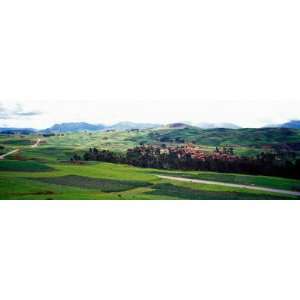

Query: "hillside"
<box><xmin>45</xmin><ymin>122</ymin><xmax>106</xmax><ymax>132</ymax></box>
<box><xmin>108</xmin><ymin>122</ymin><xmax>160</xmax><ymax>131</ymax></box>
<box><xmin>1</xmin><ymin>128</ymin><xmax>300</xmax><ymax>200</ymax></box>
<box><xmin>281</xmin><ymin>120</ymin><xmax>300</xmax><ymax>129</ymax></box>
<box><xmin>0</xmin><ymin>127</ymin><xmax>36</xmax><ymax>134</ymax></box>
<box><xmin>42</xmin><ymin>121</ymin><xmax>161</xmax><ymax>132</ymax></box>
<box><xmin>165</xmin><ymin>123</ymin><xmax>192</xmax><ymax>129</ymax></box>
<box><xmin>265</xmin><ymin>120</ymin><xmax>300</xmax><ymax>129</ymax></box>
<box><xmin>136</xmin><ymin>127</ymin><xmax>300</xmax><ymax>147</ymax></box>
<box><xmin>196</xmin><ymin>122</ymin><xmax>240</xmax><ymax>129</ymax></box>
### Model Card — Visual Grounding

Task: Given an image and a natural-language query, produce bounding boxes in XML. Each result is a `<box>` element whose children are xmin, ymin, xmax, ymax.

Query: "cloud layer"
<box><xmin>0</xmin><ymin>103</ymin><xmax>41</xmax><ymax>120</ymax></box>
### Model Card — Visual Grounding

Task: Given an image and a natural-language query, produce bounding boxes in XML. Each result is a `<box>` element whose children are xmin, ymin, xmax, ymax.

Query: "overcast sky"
<box><xmin>0</xmin><ymin>0</ymin><xmax>299</xmax><ymax>128</ymax></box>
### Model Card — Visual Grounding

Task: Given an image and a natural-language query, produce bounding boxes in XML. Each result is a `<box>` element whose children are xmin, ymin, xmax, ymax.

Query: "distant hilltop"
<box><xmin>166</xmin><ymin>123</ymin><xmax>190</xmax><ymax>129</ymax></box>
<box><xmin>45</xmin><ymin>122</ymin><xmax>106</xmax><ymax>132</ymax></box>
<box><xmin>196</xmin><ymin>122</ymin><xmax>241</xmax><ymax>129</ymax></box>
<box><xmin>165</xmin><ymin>122</ymin><xmax>241</xmax><ymax>129</ymax></box>
<box><xmin>264</xmin><ymin>120</ymin><xmax>300</xmax><ymax>129</ymax></box>
<box><xmin>42</xmin><ymin>121</ymin><xmax>161</xmax><ymax>133</ymax></box>
<box><xmin>107</xmin><ymin>122</ymin><xmax>160</xmax><ymax>131</ymax></box>
<box><xmin>1</xmin><ymin>119</ymin><xmax>300</xmax><ymax>133</ymax></box>
<box><xmin>0</xmin><ymin>127</ymin><xmax>37</xmax><ymax>134</ymax></box>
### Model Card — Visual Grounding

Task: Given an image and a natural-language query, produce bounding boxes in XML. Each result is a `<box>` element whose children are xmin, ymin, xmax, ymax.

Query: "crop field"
<box><xmin>36</xmin><ymin>175</ymin><xmax>151</xmax><ymax>192</ymax></box>
<box><xmin>1</xmin><ymin>160</ymin><xmax>299</xmax><ymax>200</ymax></box>
<box><xmin>0</xmin><ymin>130</ymin><xmax>300</xmax><ymax>200</ymax></box>
<box><xmin>0</xmin><ymin>160</ymin><xmax>53</xmax><ymax>172</ymax></box>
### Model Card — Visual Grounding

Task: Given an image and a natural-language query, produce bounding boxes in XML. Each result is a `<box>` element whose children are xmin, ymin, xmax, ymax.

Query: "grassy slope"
<box><xmin>0</xmin><ymin>161</ymin><xmax>299</xmax><ymax>200</ymax></box>
<box><xmin>144</xmin><ymin>127</ymin><xmax>300</xmax><ymax>146</ymax></box>
<box><xmin>150</xmin><ymin>169</ymin><xmax>300</xmax><ymax>191</ymax></box>
<box><xmin>2</xmin><ymin>127</ymin><xmax>300</xmax><ymax>159</ymax></box>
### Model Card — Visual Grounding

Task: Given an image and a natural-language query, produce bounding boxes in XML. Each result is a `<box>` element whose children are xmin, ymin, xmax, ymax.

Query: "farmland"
<box><xmin>0</xmin><ymin>127</ymin><xmax>300</xmax><ymax>200</ymax></box>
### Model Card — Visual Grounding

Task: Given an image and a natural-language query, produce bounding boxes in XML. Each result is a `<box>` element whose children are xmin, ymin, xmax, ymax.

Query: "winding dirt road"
<box><xmin>0</xmin><ymin>149</ymin><xmax>20</xmax><ymax>160</ymax></box>
<box><xmin>0</xmin><ymin>138</ymin><xmax>41</xmax><ymax>160</ymax></box>
<box><xmin>157</xmin><ymin>175</ymin><xmax>300</xmax><ymax>197</ymax></box>
<box><xmin>31</xmin><ymin>138</ymin><xmax>41</xmax><ymax>148</ymax></box>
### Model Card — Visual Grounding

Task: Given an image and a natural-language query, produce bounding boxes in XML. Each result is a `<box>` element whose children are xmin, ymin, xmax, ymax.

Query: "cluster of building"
<box><xmin>135</xmin><ymin>144</ymin><xmax>237</xmax><ymax>161</ymax></box>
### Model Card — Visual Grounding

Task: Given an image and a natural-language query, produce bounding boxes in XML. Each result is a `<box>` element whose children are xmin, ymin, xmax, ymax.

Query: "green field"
<box><xmin>1</xmin><ymin>160</ymin><xmax>299</xmax><ymax>200</ymax></box>
<box><xmin>0</xmin><ymin>160</ymin><xmax>53</xmax><ymax>172</ymax></box>
<box><xmin>146</xmin><ymin>127</ymin><xmax>300</xmax><ymax>147</ymax></box>
<box><xmin>0</xmin><ymin>130</ymin><xmax>300</xmax><ymax>200</ymax></box>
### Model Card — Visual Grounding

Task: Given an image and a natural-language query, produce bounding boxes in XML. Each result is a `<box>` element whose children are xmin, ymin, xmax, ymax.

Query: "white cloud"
<box><xmin>0</xmin><ymin>100</ymin><xmax>299</xmax><ymax>129</ymax></box>
<box><xmin>0</xmin><ymin>102</ymin><xmax>41</xmax><ymax>122</ymax></box>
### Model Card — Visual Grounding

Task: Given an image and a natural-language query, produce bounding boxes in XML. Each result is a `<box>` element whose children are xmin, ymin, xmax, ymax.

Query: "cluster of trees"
<box><xmin>159</xmin><ymin>136</ymin><xmax>186</xmax><ymax>143</ymax></box>
<box><xmin>71</xmin><ymin>148</ymin><xmax>124</xmax><ymax>163</ymax></box>
<box><xmin>0</xmin><ymin>145</ymin><xmax>5</xmax><ymax>155</ymax></box>
<box><xmin>215</xmin><ymin>146</ymin><xmax>234</xmax><ymax>155</ymax></box>
<box><xmin>72</xmin><ymin>145</ymin><xmax>300</xmax><ymax>179</ymax></box>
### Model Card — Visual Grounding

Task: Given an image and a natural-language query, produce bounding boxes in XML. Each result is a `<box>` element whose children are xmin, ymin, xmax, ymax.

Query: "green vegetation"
<box><xmin>0</xmin><ymin>160</ymin><xmax>53</xmax><ymax>172</ymax></box>
<box><xmin>2</xmin><ymin>127</ymin><xmax>300</xmax><ymax>162</ymax></box>
<box><xmin>35</xmin><ymin>175</ymin><xmax>152</xmax><ymax>192</ymax></box>
<box><xmin>1</xmin><ymin>139</ymin><xmax>34</xmax><ymax>145</ymax></box>
<box><xmin>150</xmin><ymin>170</ymin><xmax>300</xmax><ymax>191</ymax></box>
<box><xmin>0</xmin><ymin>161</ymin><xmax>299</xmax><ymax>200</ymax></box>
<box><xmin>145</xmin><ymin>127</ymin><xmax>300</xmax><ymax>147</ymax></box>
<box><xmin>0</xmin><ymin>128</ymin><xmax>299</xmax><ymax>200</ymax></box>
<box><xmin>146</xmin><ymin>182</ymin><xmax>289</xmax><ymax>200</ymax></box>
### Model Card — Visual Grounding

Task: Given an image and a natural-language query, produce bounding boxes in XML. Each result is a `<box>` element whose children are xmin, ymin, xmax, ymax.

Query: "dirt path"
<box><xmin>0</xmin><ymin>138</ymin><xmax>41</xmax><ymax>160</ymax></box>
<box><xmin>31</xmin><ymin>138</ymin><xmax>41</xmax><ymax>148</ymax></box>
<box><xmin>0</xmin><ymin>149</ymin><xmax>20</xmax><ymax>160</ymax></box>
<box><xmin>157</xmin><ymin>175</ymin><xmax>300</xmax><ymax>197</ymax></box>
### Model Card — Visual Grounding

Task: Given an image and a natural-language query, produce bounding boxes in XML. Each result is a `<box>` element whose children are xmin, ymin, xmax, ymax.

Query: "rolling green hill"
<box><xmin>138</xmin><ymin>127</ymin><xmax>300</xmax><ymax>147</ymax></box>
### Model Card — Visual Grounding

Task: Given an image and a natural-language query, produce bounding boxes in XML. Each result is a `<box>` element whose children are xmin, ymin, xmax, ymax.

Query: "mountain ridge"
<box><xmin>2</xmin><ymin>119</ymin><xmax>300</xmax><ymax>133</ymax></box>
<box><xmin>264</xmin><ymin>120</ymin><xmax>300</xmax><ymax>129</ymax></box>
<box><xmin>196</xmin><ymin>122</ymin><xmax>241</xmax><ymax>129</ymax></box>
<box><xmin>44</xmin><ymin>122</ymin><xmax>106</xmax><ymax>132</ymax></box>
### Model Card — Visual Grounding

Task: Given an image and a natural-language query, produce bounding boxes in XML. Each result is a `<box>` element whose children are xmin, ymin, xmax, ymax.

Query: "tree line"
<box><xmin>71</xmin><ymin>145</ymin><xmax>300</xmax><ymax>179</ymax></box>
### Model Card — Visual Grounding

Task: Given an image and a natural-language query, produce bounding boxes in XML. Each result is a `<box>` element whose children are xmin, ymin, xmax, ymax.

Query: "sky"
<box><xmin>0</xmin><ymin>100</ymin><xmax>299</xmax><ymax>129</ymax></box>
<box><xmin>0</xmin><ymin>0</ymin><xmax>299</xmax><ymax>128</ymax></box>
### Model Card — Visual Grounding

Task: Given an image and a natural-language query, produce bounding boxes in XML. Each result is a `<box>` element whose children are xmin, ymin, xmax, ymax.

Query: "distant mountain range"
<box><xmin>44</xmin><ymin>122</ymin><xmax>106</xmax><ymax>133</ymax></box>
<box><xmin>280</xmin><ymin>120</ymin><xmax>300</xmax><ymax>129</ymax></box>
<box><xmin>165</xmin><ymin>122</ymin><xmax>241</xmax><ymax>129</ymax></box>
<box><xmin>42</xmin><ymin>121</ymin><xmax>160</xmax><ymax>133</ymax></box>
<box><xmin>1</xmin><ymin>120</ymin><xmax>299</xmax><ymax>133</ymax></box>
<box><xmin>196</xmin><ymin>122</ymin><xmax>241</xmax><ymax>129</ymax></box>
<box><xmin>264</xmin><ymin>120</ymin><xmax>300</xmax><ymax>129</ymax></box>
<box><xmin>166</xmin><ymin>123</ymin><xmax>191</xmax><ymax>129</ymax></box>
<box><xmin>0</xmin><ymin>127</ymin><xmax>37</xmax><ymax>134</ymax></box>
<box><xmin>107</xmin><ymin>122</ymin><xmax>160</xmax><ymax>131</ymax></box>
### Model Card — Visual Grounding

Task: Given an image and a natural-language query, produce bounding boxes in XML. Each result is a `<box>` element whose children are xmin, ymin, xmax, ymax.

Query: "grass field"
<box><xmin>0</xmin><ymin>131</ymin><xmax>300</xmax><ymax>200</ymax></box>
<box><xmin>0</xmin><ymin>160</ymin><xmax>53</xmax><ymax>172</ymax></box>
<box><xmin>151</xmin><ymin>169</ymin><xmax>300</xmax><ymax>191</ymax></box>
<box><xmin>0</xmin><ymin>160</ymin><xmax>299</xmax><ymax>200</ymax></box>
